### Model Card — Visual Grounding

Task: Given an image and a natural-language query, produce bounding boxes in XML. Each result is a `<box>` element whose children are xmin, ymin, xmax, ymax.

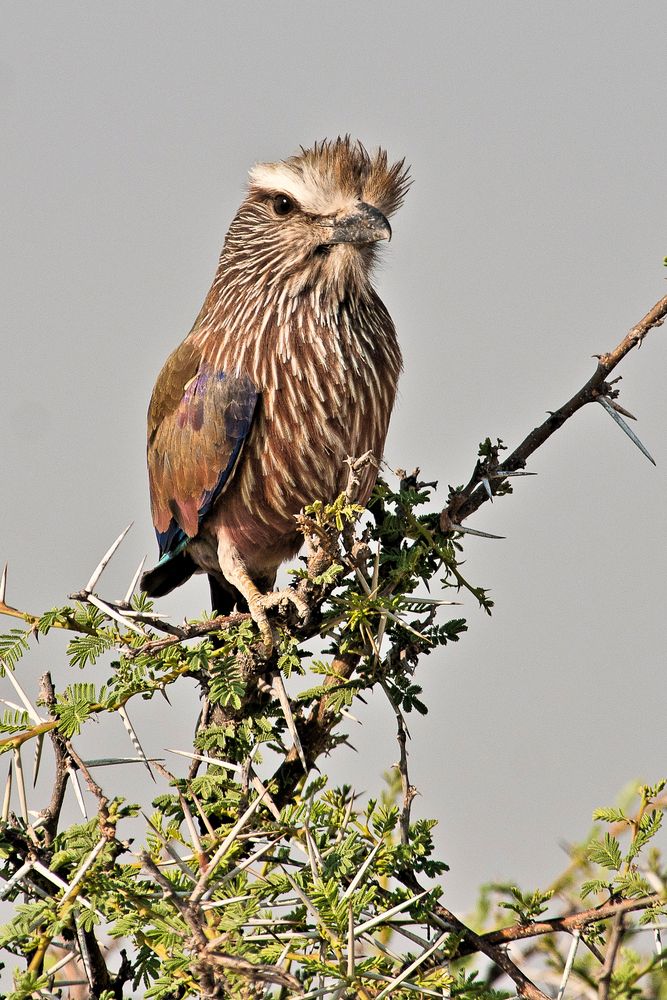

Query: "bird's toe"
<box><xmin>247</xmin><ymin>596</ymin><xmax>276</xmax><ymax>656</ymax></box>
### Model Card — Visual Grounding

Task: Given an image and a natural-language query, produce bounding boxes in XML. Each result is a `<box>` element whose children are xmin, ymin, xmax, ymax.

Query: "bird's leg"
<box><xmin>215</xmin><ymin>544</ymin><xmax>274</xmax><ymax>653</ymax></box>
<box><xmin>215</xmin><ymin>543</ymin><xmax>308</xmax><ymax>655</ymax></box>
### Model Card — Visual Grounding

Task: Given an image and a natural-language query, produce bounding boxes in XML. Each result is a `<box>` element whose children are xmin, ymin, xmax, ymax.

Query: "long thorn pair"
<box><xmin>598</xmin><ymin>395</ymin><xmax>656</xmax><ymax>465</ymax></box>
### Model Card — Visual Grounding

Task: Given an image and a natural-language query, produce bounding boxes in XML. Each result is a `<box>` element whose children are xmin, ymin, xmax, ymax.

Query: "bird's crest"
<box><xmin>248</xmin><ymin>137</ymin><xmax>411</xmax><ymax>219</ymax></box>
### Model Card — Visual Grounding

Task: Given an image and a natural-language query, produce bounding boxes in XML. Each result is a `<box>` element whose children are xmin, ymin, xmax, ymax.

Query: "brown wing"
<box><xmin>147</xmin><ymin>339</ymin><xmax>258</xmax><ymax>555</ymax></box>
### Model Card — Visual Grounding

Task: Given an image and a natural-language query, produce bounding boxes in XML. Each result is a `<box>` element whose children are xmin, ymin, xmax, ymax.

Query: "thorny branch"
<box><xmin>399</xmin><ymin>867</ymin><xmax>551</xmax><ymax>1000</ymax></box>
<box><xmin>381</xmin><ymin>681</ymin><xmax>416</xmax><ymax>846</ymax></box>
<box><xmin>64</xmin><ymin>741</ymin><xmax>116</xmax><ymax>842</ymax></box>
<box><xmin>459</xmin><ymin>892</ymin><xmax>663</xmax><ymax>957</ymax></box>
<box><xmin>443</xmin><ymin>293</ymin><xmax>667</xmax><ymax>528</ymax></box>
<box><xmin>38</xmin><ymin>672</ymin><xmax>70</xmax><ymax>846</ymax></box>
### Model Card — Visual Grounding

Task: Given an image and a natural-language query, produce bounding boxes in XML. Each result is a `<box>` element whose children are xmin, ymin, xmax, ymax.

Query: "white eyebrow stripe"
<box><xmin>248</xmin><ymin>162</ymin><xmax>355</xmax><ymax>216</ymax></box>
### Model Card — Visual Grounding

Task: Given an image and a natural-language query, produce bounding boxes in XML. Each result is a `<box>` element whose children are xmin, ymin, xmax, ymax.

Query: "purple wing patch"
<box><xmin>153</xmin><ymin>368</ymin><xmax>258</xmax><ymax>559</ymax></box>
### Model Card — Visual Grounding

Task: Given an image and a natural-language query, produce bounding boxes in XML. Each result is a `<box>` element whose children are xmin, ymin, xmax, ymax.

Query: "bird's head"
<box><xmin>221</xmin><ymin>137</ymin><xmax>410</xmax><ymax>301</ymax></box>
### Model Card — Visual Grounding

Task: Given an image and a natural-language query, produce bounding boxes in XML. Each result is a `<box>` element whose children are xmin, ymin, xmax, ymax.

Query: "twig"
<box><xmin>597</xmin><ymin>912</ymin><xmax>625</xmax><ymax>1000</ymax></box>
<box><xmin>65</xmin><ymin>740</ymin><xmax>115</xmax><ymax>840</ymax></box>
<box><xmin>381</xmin><ymin>681</ymin><xmax>416</xmax><ymax>845</ymax></box>
<box><xmin>38</xmin><ymin>673</ymin><xmax>70</xmax><ymax>846</ymax></box>
<box><xmin>454</xmin><ymin>893</ymin><xmax>662</xmax><ymax>957</ymax></box>
<box><xmin>399</xmin><ymin>868</ymin><xmax>553</xmax><ymax>1000</ymax></box>
<box><xmin>445</xmin><ymin>294</ymin><xmax>667</xmax><ymax>528</ymax></box>
<box><xmin>124</xmin><ymin>610</ymin><xmax>248</xmax><ymax>658</ymax></box>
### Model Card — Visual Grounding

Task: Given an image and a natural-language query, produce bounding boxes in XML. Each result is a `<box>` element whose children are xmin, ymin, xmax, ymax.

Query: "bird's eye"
<box><xmin>273</xmin><ymin>194</ymin><xmax>295</xmax><ymax>217</ymax></box>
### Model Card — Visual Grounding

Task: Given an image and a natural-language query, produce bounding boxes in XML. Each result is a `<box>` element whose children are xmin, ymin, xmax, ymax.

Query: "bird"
<box><xmin>141</xmin><ymin>137</ymin><xmax>409</xmax><ymax>650</ymax></box>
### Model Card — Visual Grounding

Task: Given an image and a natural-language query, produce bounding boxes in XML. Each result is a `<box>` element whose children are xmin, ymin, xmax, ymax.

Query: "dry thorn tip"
<box><xmin>83</xmin><ymin>522</ymin><xmax>134</xmax><ymax>594</ymax></box>
<box><xmin>597</xmin><ymin>396</ymin><xmax>656</xmax><ymax>466</ymax></box>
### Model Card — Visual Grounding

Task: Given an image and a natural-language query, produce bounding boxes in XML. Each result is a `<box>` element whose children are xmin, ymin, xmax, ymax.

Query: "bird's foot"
<box><xmin>257</xmin><ymin>587</ymin><xmax>310</xmax><ymax>618</ymax></box>
<box><xmin>247</xmin><ymin>587</ymin><xmax>310</xmax><ymax>656</ymax></box>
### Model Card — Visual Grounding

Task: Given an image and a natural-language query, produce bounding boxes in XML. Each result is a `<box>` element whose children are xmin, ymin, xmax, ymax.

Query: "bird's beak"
<box><xmin>321</xmin><ymin>202</ymin><xmax>392</xmax><ymax>246</ymax></box>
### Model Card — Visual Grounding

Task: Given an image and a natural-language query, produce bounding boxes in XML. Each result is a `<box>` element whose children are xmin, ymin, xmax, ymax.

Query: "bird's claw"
<box><xmin>258</xmin><ymin>587</ymin><xmax>310</xmax><ymax>618</ymax></box>
<box><xmin>248</xmin><ymin>588</ymin><xmax>309</xmax><ymax>656</ymax></box>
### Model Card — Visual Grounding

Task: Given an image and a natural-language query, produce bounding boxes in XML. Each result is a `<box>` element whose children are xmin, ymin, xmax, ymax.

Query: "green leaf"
<box><xmin>592</xmin><ymin>806</ymin><xmax>628</xmax><ymax>824</ymax></box>
<box><xmin>588</xmin><ymin>832</ymin><xmax>622</xmax><ymax>872</ymax></box>
<box><xmin>36</xmin><ymin>606</ymin><xmax>74</xmax><ymax>634</ymax></box>
<box><xmin>581</xmin><ymin>879</ymin><xmax>612</xmax><ymax>899</ymax></box>
<box><xmin>626</xmin><ymin>809</ymin><xmax>663</xmax><ymax>861</ymax></box>
<box><xmin>68</xmin><ymin>632</ymin><xmax>112</xmax><ymax>668</ymax></box>
<box><xmin>0</xmin><ymin>707</ymin><xmax>31</xmax><ymax>735</ymax></box>
<box><xmin>0</xmin><ymin>628</ymin><xmax>30</xmax><ymax>673</ymax></box>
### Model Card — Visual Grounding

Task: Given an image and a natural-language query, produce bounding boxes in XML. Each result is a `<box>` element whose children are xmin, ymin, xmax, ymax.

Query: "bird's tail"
<box><xmin>208</xmin><ymin>575</ymin><xmax>248</xmax><ymax>615</ymax></box>
<box><xmin>141</xmin><ymin>552</ymin><xmax>197</xmax><ymax>597</ymax></box>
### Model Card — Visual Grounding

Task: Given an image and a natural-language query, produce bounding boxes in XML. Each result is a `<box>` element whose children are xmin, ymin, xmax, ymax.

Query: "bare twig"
<box><xmin>381</xmin><ymin>681</ymin><xmax>416</xmax><ymax>845</ymax></box>
<box><xmin>65</xmin><ymin>740</ymin><xmax>116</xmax><ymax>841</ymax></box>
<box><xmin>38</xmin><ymin>673</ymin><xmax>70</xmax><ymax>846</ymax></box>
<box><xmin>597</xmin><ymin>912</ymin><xmax>625</xmax><ymax>1000</ymax></box>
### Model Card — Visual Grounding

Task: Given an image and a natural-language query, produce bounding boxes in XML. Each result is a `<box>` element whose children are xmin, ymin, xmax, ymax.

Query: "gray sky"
<box><xmin>2</xmin><ymin>0</ymin><xmax>666</xmax><ymax>929</ymax></box>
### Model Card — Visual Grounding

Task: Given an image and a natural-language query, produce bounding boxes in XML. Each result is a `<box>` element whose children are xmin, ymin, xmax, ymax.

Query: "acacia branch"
<box><xmin>597</xmin><ymin>911</ymin><xmax>625</xmax><ymax>1000</ymax></box>
<box><xmin>382</xmin><ymin>680</ymin><xmax>416</xmax><ymax>845</ymax></box>
<box><xmin>397</xmin><ymin>862</ymin><xmax>662</xmax><ymax>998</ymax></box>
<box><xmin>445</xmin><ymin>294</ymin><xmax>667</xmax><ymax>527</ymax></box>
<box><xmin>461</xmin><ymin>892</ymin><xmax>662</xmax><ymax>957</ymax></box>
<box><xmin>38</xmin><ymin>672</ymin><xmax>70</xmax><ymax>847</ymax></box>
<box><xmin>399</xmin><ymin>873</ymin><xmax>551</xmax><ymax>1000</ymax></box>
<box><xmin>271</xmin><ymin>648</ymin><xmax>360</xmax><ymax>808</ymax></box>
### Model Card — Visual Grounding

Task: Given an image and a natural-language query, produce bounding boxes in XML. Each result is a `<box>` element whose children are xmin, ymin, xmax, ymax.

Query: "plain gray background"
<box><xmin>2</xmin><ymin>0</ymin><xmax>666</xmax><ymax>931</ymax></box>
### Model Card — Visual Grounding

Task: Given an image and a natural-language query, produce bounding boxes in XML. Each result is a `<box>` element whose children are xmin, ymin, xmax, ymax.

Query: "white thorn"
<box><xmin>4</xmin><ymin>669</ymin><xmax>43</xmax><ymax>726</ymax></box>
<box><xmin>272</xmin><ymin>673</ymin><xmax>307</xmax><ymax>771</ymax></box>
<box><xmin>353</xmin><ymin>890</ymin><xmax>430</xmax><ymax>937</ymax></box>
<box><xmin>40</xmin><ymin>949</ymin><xmax>77</xmax><ymax>977</ymax></box>
<box><xmin>342</xmin><ymin>841</ymin><xmax>382</xmax><ymax>901</ymax></box>
<box><xmin>165</xmin><ymin>747</ymin><xmax>242</xmax><ymax>773</ymax></box>
<box><xmin>74</xmin><ymin>920</ymin><xmax>95</xmax><ymax>989</ymax></box>
<box><xmin>217</xmin><ymin>835</ymin><xmax>283</xmax><ymax>887</ymax></box>
<box><xmin>373</xmin><ymin>928</ymin><xmax>450</xmax><ymax>1000</ymax></box>
<box><xmin>0</xmin><ymin>563</ymin><xmax>7</xmax><ymax>604</ymax></box>
<box><xmin>60</xmin><ymin>837</ymin><xmax>107</xmax><ymax>903</ymax></box>
<box><xmin>451</xmin><ymin>523</ymin><xmax>505</xmax><ymax>540</ymax></box>
<box><xmin>371</xmin><ymin>539</ymin><xmax>381</xmax><ymax>593</ymax></box>
<box><xmin>489</xmin><ymin>468</ymin><xmax>537</xmax><ymax>478</ymax></box>
<box><xmin>0</xmin><ymin>860</ymin><xmax>33</xmax><ymax>899</ymax></box>
<box><xmin>403</xmin><ymin>596</ymin><xmax>462</xmax><ymax>606</ymax></box>
<box><xmin>179</xmin><ymin>794</ymin><xmax>203</xmax><ymax>856</ymax></box>
<box><xmin>598</xmin><ymin>396</ymin><xmax>656</xmax><ymax>465</ymax></box>
<box><xmin>556</xmin><ymin>929</ymin><xmax>581</xmax><ymax>1000</ymax></box>
<box><xmin>189</xmin><ymin>787</ymin><xmax>270</xmax><ymax>904</ymax></box>
<box><xmin>87</xmin><ymin>594</ymin><xmax>147</xmax><ymax>637</ymax></box>
<box><xmin>2</xmin><ymin>759</ymin><xmax>13</xmax><ymax>822</ymax></box>
<box><xmin>124</xmin><ymin>555</ymin><xmax>147</xmax><ymax>605</ymax></box>
<box><xmin>68</xmin><ymin>766</ymin><xmax>88</xmax><ymax>818</ymax></box>
<box><xmin>83</xmin><ymin>522</ymin><xmax>133</xmax><ymax>594</ymax></box>
<box><xmin>118</xmin><ymin>705</ymin><xmax>155</xmax><ymax>780</ymax></box>
<box><xmin>13</xmin><ymin>748</ymin><xmax>29</xmax><ymax>823</ymax></box>
<box><xmin>32</xmin><ymin>734</ymin><xmax>44</xmax><ymax>787</ymax></box>
<box><xmin>31</xmin><ymin>861</ymin><xmax>104</xmax><ymax>917</ymax></box>
<box><xmin>82</xmin><ymin>756</ymin><xmax>163</xmax><ymax>767</ymax></box>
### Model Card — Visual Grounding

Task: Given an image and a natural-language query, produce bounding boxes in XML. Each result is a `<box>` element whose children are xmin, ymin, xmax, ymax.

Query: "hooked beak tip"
<box><xmin>323</xmin><ymin>203</ymin><xmax>392</xmax><ymax>247</ymax></box>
